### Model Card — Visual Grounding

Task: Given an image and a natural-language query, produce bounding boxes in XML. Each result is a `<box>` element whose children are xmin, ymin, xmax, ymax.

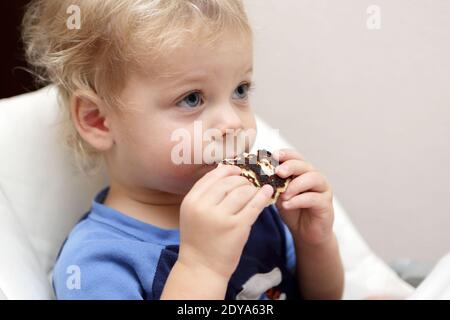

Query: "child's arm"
<box><xmin>161</xmin><ymin>164</ymin><xmax>274</xmax><ymax>299</ymax></box>
<box><xmin>294</xmin><ymin>233</ymin><xmax>344</xmax><ymax>299</ymax></box>
<box><xmin>161</xmin><ymin>258</ymin><xmax>229</xmax><ymax>299</ymax></box>
<box><xmin>273</xmin><ymin>148</ymin><xmax>344</xmax><ymax>299</ymax></box>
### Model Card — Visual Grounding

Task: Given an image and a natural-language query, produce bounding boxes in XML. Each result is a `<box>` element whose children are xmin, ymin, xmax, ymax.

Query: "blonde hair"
<box><xmin>22</xmin><ymin>0</ymin><xmax>252</xmax><ymax>175</ymax></box>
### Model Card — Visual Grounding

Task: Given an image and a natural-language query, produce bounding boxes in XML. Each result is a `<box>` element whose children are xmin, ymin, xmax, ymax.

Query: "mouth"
<box><xmin>201</xmin><ymin>153</ymin><xmax>245</xmax><ymax>166</ymax></box>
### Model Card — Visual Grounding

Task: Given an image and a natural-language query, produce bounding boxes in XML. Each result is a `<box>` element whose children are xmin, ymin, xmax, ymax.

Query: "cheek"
<box><xmin>136</xmin><ymin>156</ymin><xmax>211</xmax><ymax>195</ymax></box>
<box><xmin>152</xmin><ymin>161</ymin><xmax>214</xmax><ymax>194</ymax></box>
<box><xmin>112</xmin><ymin>112</ymin><xmax>256</xmax><ymax>195</ymax></box>
<box><xmin>115</xmin><ymin>122</ymin><xmax>208</xmax><ymax>194</ymax></box>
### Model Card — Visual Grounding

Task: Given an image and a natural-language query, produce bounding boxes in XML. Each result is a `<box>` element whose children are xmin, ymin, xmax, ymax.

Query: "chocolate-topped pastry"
<box><xmin>221</xmin><ymin>149</ymin><xmax>291</xmax><ymax>204</ymax></box>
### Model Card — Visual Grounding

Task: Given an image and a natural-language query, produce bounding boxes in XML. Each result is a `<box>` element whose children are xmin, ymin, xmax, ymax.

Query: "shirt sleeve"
<box><xmin>282</xmin><ymin>221</ymin><xmax>297</xmax><ymax>274</ymax></box>
<box><xmin>269</xmin><ymin>204</ymin><xmax>297</xmax><ymax>274</ymax></box>
<box><xmin>53</xmin><ymin>243</ymin><xmax>144</xmax><ymax>300</ymax></box>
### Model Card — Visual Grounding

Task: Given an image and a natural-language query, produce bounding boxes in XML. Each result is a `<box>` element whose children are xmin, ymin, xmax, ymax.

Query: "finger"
<box><xmin>272</xmin><ymin>148</ymin><xmax>305</xmax><ymax>162</ymax></box>
<box><xmin>206</xmin><ymin>175</ymin><xmax>253</xmax><ymax>205</ymax></box>
<box><xmin>218</xmin><ymin>184</ymin><xmax>259</xmax><ymax>214</ymax></box>
<box><xmin>275</xmin><ymin>159</ymin><xmax>315</xmax><ymax>178</ymax></box>
<box><xmin>236</xmin><ymin>184</ymin><xmax>274</xmax><ymax>225</ymax></box>
<box><xmin>189</xmin><ymin>165</ymin><xmax>241</xmax><ymax>199</ymax></box>
<box><xmin>281</xmin><ymin>171</ymin><xmax>330</xmax><ymax>201</ymax></box>
<box><xmin>280</xmin><ymin>192</ymin><xmax>329</xmax><ymax>211</ymax></box>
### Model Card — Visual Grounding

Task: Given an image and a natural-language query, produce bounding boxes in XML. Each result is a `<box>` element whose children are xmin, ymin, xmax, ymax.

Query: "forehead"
<box><xmin>143</xmin><ymin>31</ymin><xmax>253</xmax><ymax>81</ymax></box>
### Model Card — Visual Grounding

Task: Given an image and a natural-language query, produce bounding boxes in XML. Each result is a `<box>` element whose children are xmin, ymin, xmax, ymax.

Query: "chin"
<box><xmin>164</xmin><ymin>163</ymin><xmax>216</xmax><ymax>193</ymax></box>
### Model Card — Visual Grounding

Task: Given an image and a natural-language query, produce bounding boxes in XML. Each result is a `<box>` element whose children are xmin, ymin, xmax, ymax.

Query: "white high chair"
<box><xmin>0</xmin><ymin>86</ymin><xmax>414</xmax><ymax>299</ymax></box>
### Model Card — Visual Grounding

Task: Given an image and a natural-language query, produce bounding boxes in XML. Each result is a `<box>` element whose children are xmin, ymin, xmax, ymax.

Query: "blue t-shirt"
<box><xmin>53</xmin><ymin>187</ymin><xmax>300</xmax><ymax>300</ymax></box>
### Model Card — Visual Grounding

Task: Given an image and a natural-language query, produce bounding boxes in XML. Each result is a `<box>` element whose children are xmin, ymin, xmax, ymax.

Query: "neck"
<box><xmin>103</xmin><ymin>179</ymin><xmax>184</xmax><ymax>229</ymax></box>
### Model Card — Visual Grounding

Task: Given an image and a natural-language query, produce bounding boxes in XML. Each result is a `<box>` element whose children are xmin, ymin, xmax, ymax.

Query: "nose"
<box><xmin>211</xmin><ymin>103</ymin><xmax>247</xmax><ymax>159</ymax></box>
<box><xmin>213</xmin><ymin>102</ymin><xmax>244</xmax><ymax>136</ymax></box>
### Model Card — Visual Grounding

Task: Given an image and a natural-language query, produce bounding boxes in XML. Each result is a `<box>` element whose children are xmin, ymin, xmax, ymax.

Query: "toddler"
<box><xmin>22</xmin><ymin>0</ymin><xmax>344</xmax><ymax>300</ymax></box>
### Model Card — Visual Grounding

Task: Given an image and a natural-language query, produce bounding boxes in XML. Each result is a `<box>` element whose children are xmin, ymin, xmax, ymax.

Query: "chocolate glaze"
<box><xmin>221</xmin><ymin>149</ymin><xmax>289</xmax><ymax>199</ymax></box>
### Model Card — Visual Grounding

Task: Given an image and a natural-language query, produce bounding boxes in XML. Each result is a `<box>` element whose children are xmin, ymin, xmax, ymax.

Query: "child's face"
<box><xmin>107</xmin><ymin>33</ymin><xmax>256</xmax><ymax>196</ymax></box>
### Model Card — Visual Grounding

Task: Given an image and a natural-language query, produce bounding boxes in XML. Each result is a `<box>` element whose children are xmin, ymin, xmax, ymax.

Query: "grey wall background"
<box><xmin>245</xmin><ymin>0</ymin><xmax>450</xmax><ymax>264</ymax></box>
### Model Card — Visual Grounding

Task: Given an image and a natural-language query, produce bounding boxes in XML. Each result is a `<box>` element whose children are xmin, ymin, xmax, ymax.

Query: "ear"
<box><xmin>70</xmin><ymin>90</ymin><xmax>114</xmax><ymax>152</ymax></box>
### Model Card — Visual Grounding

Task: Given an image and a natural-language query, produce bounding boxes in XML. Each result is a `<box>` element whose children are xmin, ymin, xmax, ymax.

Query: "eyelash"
<box><xmin>176</xmin><ymin>90</ymin><xmax>205</xmax><ymax>109</ymax></box>
<box><xmin>234</xmin><ymin>81</ymin><xmax>255</xmax><ymax>100</ymax></box>
<box><xmin>176</xmin><ymin>81</ymin><xmax>255</xmax><ymax>110</ymax></box>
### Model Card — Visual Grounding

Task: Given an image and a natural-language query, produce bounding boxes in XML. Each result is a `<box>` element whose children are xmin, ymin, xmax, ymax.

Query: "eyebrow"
<box><xmin>164</xmin><ymin>66</ymin><xmax>253</xmax><ymax>89</ymax></box>
<box><xmin>244</xmin><ymin>66</ymin><xmax>253</xmax><ymax>74</ymax></box>
<box><xmin>168</xmin><ymin>72</ymin><xmax>210</xmax><ymax>87</ymax></box>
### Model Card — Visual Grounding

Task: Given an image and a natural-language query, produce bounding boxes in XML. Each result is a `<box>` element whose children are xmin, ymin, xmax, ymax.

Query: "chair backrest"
<box><xmin>0</xmin><ymin>86</ymin><xmax>107</xmax><ymax>298</ymax></box>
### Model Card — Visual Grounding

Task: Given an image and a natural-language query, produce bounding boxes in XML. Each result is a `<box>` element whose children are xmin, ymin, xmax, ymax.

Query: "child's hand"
<box><xmin>177</xmin><ymin>164</ymin><xmax>273</xmax><ymax>282</ymax></box>
<box><xmin>274</xmin><ymin>149</ymin><xmax>335</xmax><ymax>247</ymax></box>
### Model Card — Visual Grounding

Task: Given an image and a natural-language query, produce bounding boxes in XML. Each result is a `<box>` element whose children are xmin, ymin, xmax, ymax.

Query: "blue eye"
<box><xmin>233</xmin><ymin>83</ymin><xmax>250</xmax><ymax>100</ymax></box>
<box><xmin>177</xmin><ymin>92</ymin><xmax>203</xmax><ymax>108</ymax></box>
